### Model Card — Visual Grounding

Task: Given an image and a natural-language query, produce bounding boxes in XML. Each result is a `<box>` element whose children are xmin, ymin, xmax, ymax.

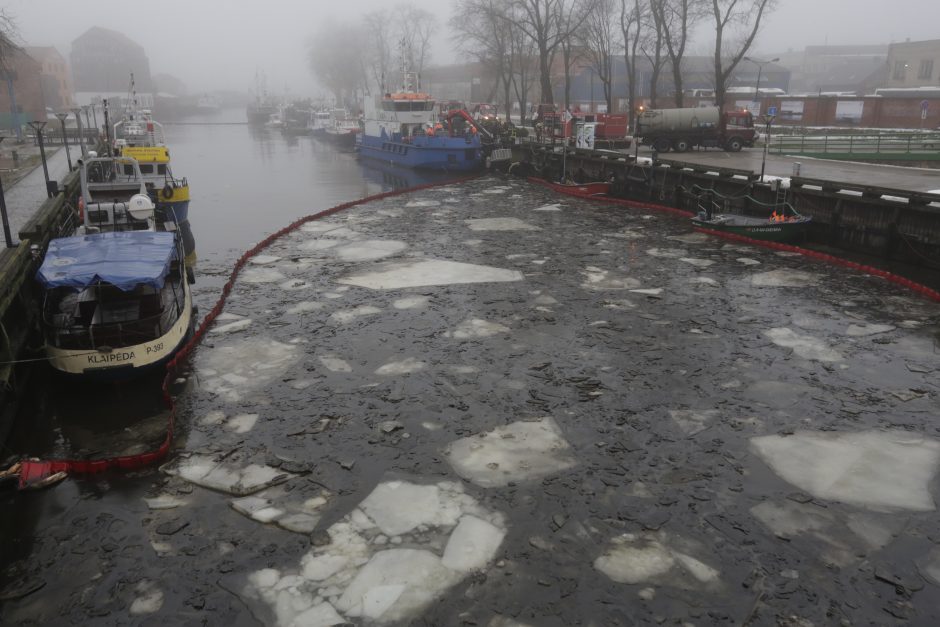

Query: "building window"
<box><xmin>893</xmin><ymin>60</ymin><xmax>907</xmax><ymax>81</ymax></box>
<box><xmin>918</xmin><ymin>59</ymin><xmax>934</xmax><ymax>80</ymax></box>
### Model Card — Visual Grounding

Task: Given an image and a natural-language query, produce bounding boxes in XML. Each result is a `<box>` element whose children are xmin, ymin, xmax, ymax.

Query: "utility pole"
<box><xmin>744</xmin><ymin>56</ymin><xmax>779</xmax><ymax>115</ymax></box>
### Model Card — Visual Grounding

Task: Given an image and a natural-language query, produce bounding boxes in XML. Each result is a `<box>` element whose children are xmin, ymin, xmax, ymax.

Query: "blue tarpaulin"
<box><xmin>37</xmin><ymin>231</ymin><xmax>177</xmax><ymax>292</ymax></box>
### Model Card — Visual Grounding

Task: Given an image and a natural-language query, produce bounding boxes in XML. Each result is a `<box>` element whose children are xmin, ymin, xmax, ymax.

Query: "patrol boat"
<box><xmin>37</xmin><ymin>157</ymin><xmax>193</xmax><ymax>380</ymax></box>
<box><xmin>356</xmin><ymin>66</ymin><xmax>483</xmax><ymax>171</ymax></box>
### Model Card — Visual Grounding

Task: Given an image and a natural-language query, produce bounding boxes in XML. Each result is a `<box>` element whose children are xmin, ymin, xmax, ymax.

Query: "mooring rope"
<box><xmin>14</xmin><ymin>175</ymin><xmax>479</xmax><ymax>488</ymax></box>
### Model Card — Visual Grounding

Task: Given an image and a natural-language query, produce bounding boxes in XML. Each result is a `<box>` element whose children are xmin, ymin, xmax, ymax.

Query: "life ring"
<box><xmin>161</xmin><ymin>184</ymin><xmax>173</xmax><ymax>200</ymax></box>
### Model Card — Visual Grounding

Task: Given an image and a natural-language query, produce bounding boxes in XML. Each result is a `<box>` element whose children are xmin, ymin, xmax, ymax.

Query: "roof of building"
<box><xmin>23</xmin><ymin>46</ymin><xmax>66</xmax><ymax>64</ymax></box>
<box><xmin>72</xmin><ymin>26</ymin><xmax>145</xmax><ymax>52</ymax></box>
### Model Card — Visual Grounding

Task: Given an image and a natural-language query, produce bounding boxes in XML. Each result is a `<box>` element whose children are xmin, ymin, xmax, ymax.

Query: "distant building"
<box><xmin>773</xmin><ymin>45</ymin><xmax>888</xmax><ymax>95</ymax></box>
<box><xmin>0</xmin><ymin>48</ymin><xmax>48</xmax><ymax>131</ymax></box>
<box><xmin>885</xmin><ymin>39</ymin><xmax>940</xmax><ymax>88</ymax></box>
<box><xmin>23</xmin><ymin>46</ymin><xmax>74</xmax><ymax>110</ymax></box>
<box><xmin>70</xmin><ymin>26</ymin><xmax>153</xmax><ymax>108</ymax></box>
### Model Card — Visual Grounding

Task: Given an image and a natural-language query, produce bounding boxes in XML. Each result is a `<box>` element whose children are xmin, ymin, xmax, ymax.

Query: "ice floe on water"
<box><xmin>445</xmin><ymin>318</ymin><xmax>510</xmax><ymax>339</ymax></box>
<box><xmin>280</xmin><ymin>279</ymin><xmax>311</xmax><ymax>291</ymax></box>
<box><xmin>198</xmin><ymin>337</ymin><xmax>299</xmax><ymax>402</ymax></box>
<box><xmin>669</xmin><ymin>409</ymin><xmax>721</xmax><ymax>435</ymax></box>
<box><xmin>333</xmin><ymin>240</ymin><xmax>408</xmax><ymax>262</ymax></box>
<box><xmin>225</xmin><ymin>413</ymin><xmax>258</xmax><ymax>434</ymax></box>
<box><xmin>646</xmin><ymin>247</ymin><xmax>687</xmax><ymax>258</ymax></box>
<box><xmin>679</xmin><ymin>257</ymin><xmax>715</xmax><ymax>268</ymax></box>
<box><xmin>465</xmin><ymin>218</ymin><xmax>539</xmax><ymax>231</ymax></box>
<box><xmin>393</xmin><ymin>295</ymin><xmax>430</xmax><ymax>310</ymax></box>
<box><xmin>166</xmin><ymin>455</ymin><xmax>293</xmax><ymax>496</ymax></box>
<box><xmin>737</xmin><ymin>258</ymin><xmax>761</xmax><ymax>265</ymax></box>
<box><xmin>668</xmin><ymin>233</ymin><xmax>710</xmax><ymax>244</ymax></box>
<box><xmin>375</xmin><ymin>357</ymin><xmax>426</xmax><ymax>376</ymax></box>
<box><xmin>581</xmin><ymin>267</ymin><xmax>641</xmax><ymax>291</ymax></box>
<box><xmin>238</xmin><ymin>479</ymin><xmax>506</xmax><ymax>626</ymax></box>
<box><xmin>129</xmin><ymin>580</ymin><xmax>164</xmax><ymax>614</ymax></box>
<box><xmin>144</xmin><ymin>494</ymin><xmax>186</xmax><ymax>510</ymax></box>
<box><xmin>286</xmin><ymin>301</ymin><xmax>323</xmax><ymax>315</ymax></box>
<box><xmin>630</xmin><ymin>288</ymin><xmax>664</xmax><ymax>297</ymax></box>
<box><xmin>404</xmin><ymin>199</ymin><xmax>441</xmax><ymax>208</ymax></box>
<box><xmin>845</xmin><ymin>323</ymin><xmax>895</xmax><ymax>336</ymax></box>
<box><xmin>231</xmin><ymin>488</ymin><xmax>332</xmax><ymax>534</ymax></box>
<box><xmin>241</xmin><ymin>267</ymin><xmax>287</xmax><ymax>283</ymax></box>
<box><xmin>329</xmin><ymin>305</ymin><xmax>382</xmax><ymax>325</ymax></box>
<box><xmin>763</xmin><ymin>327</ymin><xmax>841</xmax><ymax>362</ymax></box>
<box><xmin>689</xmin><ymin>277</ymin><xmax>719</xmax><ymax>286</ymax></box>
<box><xmin>299</xmin><ymin>239</ymin><xmax>341</xmax><ymax>252</ymax></box>
<box><xmin>319</xmin><ymin>355</ymin><xmax>352</xmax><ymax>373</ymax></box>
<box><xmin>338</xmin><ymin>259</ymin><xmax>523</xmax><ymax>290</ymax></box>
<box><xmin>750</xmin><ymin>430</ymin><xmax>940</xmax><ymax>511</ymax></box>
<box><xmin>751</xmin><ymin>269</ymin><xmax>820</xmax><ymax>287</ymax></box>
<box><xmin>594</xmin><ymin>532</ymin><xmax>720</xmax><ymax>589</ymax></box>
<box><xmin>445</xmin><ymin>417</ymin><xmax>577</xmax><ymax>487</ymax></box>
<box><xmin>249</xmin><ymin>255</ymin><xmax>281</xmax><ymax>265</ymax></box>
<box><xmin>210</xmin><ymin>318</ymin><xmax>252</xmax><ymax>334</ymax></box>
<box><xmin>532</xmin><ymin>203</ymin><xmax>563</xmax><ymax>211</ymax></box>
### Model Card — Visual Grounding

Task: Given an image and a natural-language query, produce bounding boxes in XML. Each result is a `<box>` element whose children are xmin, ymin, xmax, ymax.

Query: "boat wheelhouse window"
<box><xmin>139</xmin><ymin>164</ymin><xmax>154</xmax><ymax>174</ymax></box>
<box><xmin>157</xmin><ymin>164</ymin><xmax>167</xmax><ymax>175</ymax></box>
<box><xmin>123</xmin><ymin>164</ymin><xmax>134</xmax><ymax>176</ymax></box>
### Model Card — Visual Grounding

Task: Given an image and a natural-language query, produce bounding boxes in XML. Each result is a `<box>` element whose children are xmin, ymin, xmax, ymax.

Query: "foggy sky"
<box><xmin>6</xmin><ymin>0</ymin><xmax>940</xmax><ymax>96</ymax></box>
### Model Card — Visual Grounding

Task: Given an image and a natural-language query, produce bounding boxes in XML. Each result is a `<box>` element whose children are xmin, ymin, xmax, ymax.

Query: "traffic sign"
<box><xmin>767</xmin><ymin>106</ymin><xmax>778</xmax><ymax>116</ymax></box>
<box><xmin>922</xmin><ymin>99</ymin><xmax>929</xmax><ymax>120</ymax></box>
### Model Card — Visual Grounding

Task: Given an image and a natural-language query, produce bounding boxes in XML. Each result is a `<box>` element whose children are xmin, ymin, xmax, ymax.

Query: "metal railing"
<box><xmin>767</xmin><ymin>132</ymin><xmax>940</xmax><ymax>158</ymax></box>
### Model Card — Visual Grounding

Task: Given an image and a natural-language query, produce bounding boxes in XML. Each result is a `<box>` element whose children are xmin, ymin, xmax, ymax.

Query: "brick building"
<box><xmin>70</xmin><ymin>26</ymin><xmax>152</xmax><ymax>107</ymax></box>
<box><xmin>23</xmin><ymin>46</ymin><xmax>74</xmax><ymax>110</ymax></box>
<box><xmin>0</xmin><ymin>47</ymin><xmax>47</xmax><ymax>132</ymax></box>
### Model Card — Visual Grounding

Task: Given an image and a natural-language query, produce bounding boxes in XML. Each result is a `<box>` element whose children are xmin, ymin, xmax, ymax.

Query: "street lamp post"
<box><xmin>0</xmin><ymin>137</ymin><xmax>13</xmax><ymax>247</ymax></box>
<box><xmin>27</xmin><ymin>121</ymin><xmax>52</xmax><ymax>197</ymax></box>
<box><xmin>72</xmin><ymin>107</ymin><xmax>87</xmax><ymax>157</ymax></box>
<box><xmin>744</xmin><ymin>56</ymin><xmax>779</xmax><ymax>114</ymax></box>
<box><xmin>760</xmin><ymin>114</ymin><xmax>775</xmax><ymax>182</ymax></box>
<box><xmin>54</xmin><ymin>112</ymin><xmax>72</xmax><ymax>171</ymax></box>
<box><xmin>82</xmin><ymin>105</ymin><xmax>91</xmax><ymax>138</ymax></box>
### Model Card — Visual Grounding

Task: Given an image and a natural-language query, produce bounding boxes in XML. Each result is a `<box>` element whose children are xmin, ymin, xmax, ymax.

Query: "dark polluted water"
<box><xmin>2</xmin><ymin>117</ymin><xmax>940</xmax><ymax>626</ymax></box>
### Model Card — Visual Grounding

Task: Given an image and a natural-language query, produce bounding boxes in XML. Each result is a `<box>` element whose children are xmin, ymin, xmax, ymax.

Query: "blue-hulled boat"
<box><xmin>356</xmin><ymin>69</ymin><xmax>483</xmax><ymax>172</ymax></box>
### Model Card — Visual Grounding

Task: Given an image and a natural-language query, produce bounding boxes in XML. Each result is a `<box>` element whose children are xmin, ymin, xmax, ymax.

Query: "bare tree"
<box><xmin>363</xmin><ymin>9</ymin><xmax>394</xmax><ymax>94</ymax></box>
<box><xmin>710</xmin><ymin>0</ymin><xmax>776</xmax><ymax>108</ymax></box>
<box><xmin>557</xmin><ymin>0</ymin><xmax>593</xmax><ymax>110</ymax></box>
<box><xmin>579</xmin><ymin>0</ymin><xmax>617</xmax><ymax>112</ymax></box>
<box><xmin>642</xmin><ymin>0</ymin><xmax>666</xmax><ymax>107</ymax></box>
<box><xmin>452</xmin><ymin>0</ymin><xmax>515</xmax><ymax>121</ymax></box>
<box><xmin>619</xmin><ymin>0</ymin><xmax>644</xmax><ymax>124</ymax></box>
<box><xmin>509</xmin><ymin>11</ymin><xmax>539</xmax><ymax>124</ymax></box>
<box><xmin>308</xmin><ymin>21</ymin><xmax>367</xmax><ymax>108</ymax></box>
<box><xmin>0</xmin><ymin>9</ymin><xmax>17</xmax><ymax>72</ymax></box>
<box><xmin>653</xmin><ymin>0</ymin><xmax>703</xmax><ymax>107</ymax></box>
<box><xmin>397</xmin><ymin>5</ymin><xmax>435</xmax><ymax>83</ymax></box>
<box><xmin>509</xmin><ymin>0</ymin><xmax>590</xmax><ymax>105</ymax></box>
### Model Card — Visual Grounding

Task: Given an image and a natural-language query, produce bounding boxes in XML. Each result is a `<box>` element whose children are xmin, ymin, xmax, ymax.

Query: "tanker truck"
<box><xmin>634</xmin><ymin>106</ymin><xmax>757</xmax><ymax>153</ymax></box>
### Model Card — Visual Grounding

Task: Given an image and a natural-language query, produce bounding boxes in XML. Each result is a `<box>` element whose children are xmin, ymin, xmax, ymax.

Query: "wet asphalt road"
<box><xmin>3</xmin><ymin>171</ymin><xmax>940</xmax><ymax>625</ymax></box>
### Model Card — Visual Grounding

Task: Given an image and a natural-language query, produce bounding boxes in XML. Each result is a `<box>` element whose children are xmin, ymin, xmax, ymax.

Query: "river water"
<box><xmin>2</xmin><ymin>111</ymin><xmax>940</xmax><ymax>626</ymax></box>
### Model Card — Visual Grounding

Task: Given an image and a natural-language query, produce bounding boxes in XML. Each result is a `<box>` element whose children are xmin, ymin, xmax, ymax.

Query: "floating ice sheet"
<box><xmin>144</xmin><ymin>495</ymin><xmax>186</xmax><ymax>510</ymax></box>
<box><xmin>594</xmin><ymin>532</ymin><xmax>719</xmax><ymax>588</ymax></box>
<box><xmin>334</xmin><ymin>240</ymin><xmax>408</xmax><ymax>262</ymax></box>
<box><xmin>668</xmin><ymin>233</ymin><xmax>710</xmax><ymax>244</ymax></box>
<box><xmin>533</xmin><ymin>203</ymin><xmax>563</xmax><ymax>212</ymax></box>
<box><xmin>669</xmin><ymin>409</ymin><xmax>720</xmax><ymax>435</ymax></box>
<box><xmin>679</xmin><ymin>257</ymin><xmax>715</xmax><ymax>268</ymax></box>
<box><xmin>319</xmin><ymin>355</ymin><xmax>353</xmax><ymax>373</ymax></box>
<box><xmin>646</xmin><ymin>248</ymin><xmax>687</xmax><ymax>258</ymax></box>
<box><xmin>846</xmin><ymin>323</ymin><xmax>895</xmax><ymax>337</ymax></box>
<box><xmin>337</xmin><ymin>259</ymin><xmax>523</xmax><ymax>290</ymax></box>
<box><xmin>231</xmin><ymin>487</ymin><xmax>332</xmax><ymax>533</ymax></box>
<box><xmin>581</xmin><ymin>267</ymin><xmax>641</xmax><ymax>291</ymax></box>
<box><xmin>375</xmin><ymin>357</ymin><xmax>426</xmax><ymax>376</ymax></box>
<box><xmin>198</xmin><ymin>337</ymin><xmax>299</xmax><ymax>403</ymax></box>
<box><xmin>210</xmin><ymin>319</ymin><xmax>252</xmax><ymax>334</ymax></box>
<box><xmin>445</xmin><ymin>417</ymin><xmax>577</xmax><ymax>487</ymax></box>
<box><xmin>465</xmin><ymin>218</ymin><xmax>539</xmax><ymax>231</ymax></box>
<box><xmin>764</xmin><ymin>327</ymin><xmax>841</xmax><ymax>362</ymax></box>
<box><xmin>286</xmin><ymin>301</ymin><xmax>323</xmax><ymax>315</ymax></box>
<box><xmin>330</xmin><ymin>306</ymin><xmax>382</xmax><ymax>324</ymax></box>
<box><xmin>737</xmin><ymin>258</ymin><xmax>761</xmax><ymax>266</ymax></box>
<box><xmin>226</xmin><ymin>413</ymin><xmax>258</xmax><ymax>434</ymax></box>
<box><xmin>750</xmin><ymin>430</ymin><xmax>940</xmax><ymax>511</ymax></box>
<box><xmin>751</xmin><ymin>269</ymin><xmax>820</xmax><ymax>287</ymax></box>
<box><xmin>299</xmin><ymin>239</ymin><xmax>341</xmax><ymax>252</ymax></box>
<box><xmin>404</xmin><ymin>200</ymin><xmax>441</xmax><ymax>208</ymax></box>
<box><xmin>445</xmin><ymin>318</ymin><xmax>510</xmax><ymax>339</ymax></box>
<box><xmin>241</xmin><ymin>267</ymin><xmax>286</xmax><ymax>283</ymax></box>
<box><xmin>239</xmin><ymin>478</ymin><xmax>506</xmax><ymax>625</ymax></box>
<box><xmin>393</xmin><ymin>296</ymin><xmax>430</xmax><ymax>310</ymax></box>
<box><xmin>129</xmin><ymin>580</ymin><xmax>164</xmax><ymax>614</ymax></box>
<box><xmin>249</xmin><ymin>255</ymin><xmax>281</xmax><ymax>265</ymax></box>
<box><xmin>169</xmin><ymin>455</ymin><xmax>292</xmax><ymax>496</ymax></box>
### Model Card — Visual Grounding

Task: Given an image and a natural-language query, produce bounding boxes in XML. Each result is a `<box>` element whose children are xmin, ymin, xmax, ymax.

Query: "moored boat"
<box><xmin>691</xmin><ymin>212</ymin><xmax>812</xmax><ymax>243</ymax></box>
<box><xmin>356</xmin><ymin>66</ymin><xmax>483</xmax><ymax>171</ymax></box>
<box><xmin>36</xmin><ymin>230</ymin><xmax>193</xmax><ymax>380</ymax></box>
<box><xmin>537</xmin><ymin>179</ymin><xmax>612</xmax><ymax>196</ymax></box>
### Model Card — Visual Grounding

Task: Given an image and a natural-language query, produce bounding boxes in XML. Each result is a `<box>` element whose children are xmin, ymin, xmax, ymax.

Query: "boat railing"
<box><xmin>689</xmin><ymin>184</ymin><xmax>803</xmax><ymax>219</ymax></box>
